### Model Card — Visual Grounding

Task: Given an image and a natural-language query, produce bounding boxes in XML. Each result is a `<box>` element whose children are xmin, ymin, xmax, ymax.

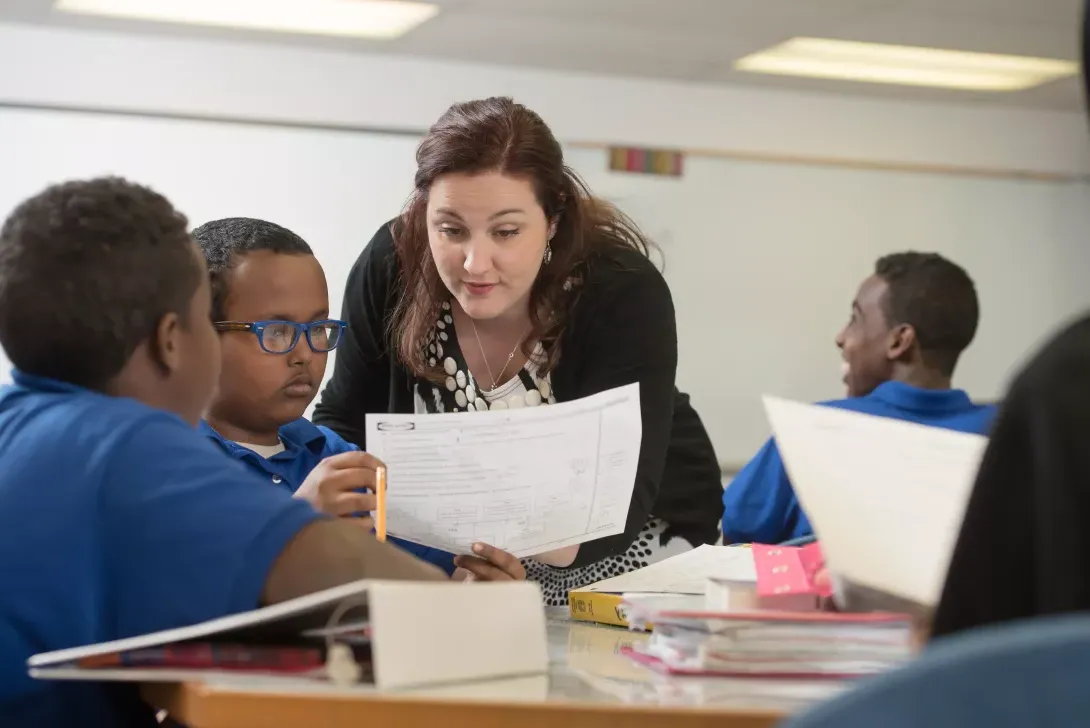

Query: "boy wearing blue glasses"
<box><xmin>193</xmin><ymin>217</ymin><xmax>454</xmax><ymax>573</ymax></box>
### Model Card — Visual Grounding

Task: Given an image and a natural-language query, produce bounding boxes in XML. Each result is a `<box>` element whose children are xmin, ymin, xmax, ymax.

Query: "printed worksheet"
<box><xmin>582</xmin><ymin>545</ymin><xmax>757</xmax><ymax>595</ymax></box>
<box><xmin>365</xmin><ymin>383</ymin><xmax>642</xmax><ymax>558</ymax></box>
<box><xmin>763</xmin><ymin>395</ymin><xmax>988</xmax><ymax>608</ymax></box>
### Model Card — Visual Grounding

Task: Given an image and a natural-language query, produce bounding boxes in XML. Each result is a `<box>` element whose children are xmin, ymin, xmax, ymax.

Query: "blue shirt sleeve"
<box><xmin>316</xmin><ymin>425</ymin><xmax>362</xmax><ymax>456</ymax></box>
<box><xmin>721</xmin><ymin>437</ymin><xmax>810</xmax><ymax>545</ymax></box>
<box><xmin>316</xmin><ymin>424</ymin><xmax>457</xmax><ymax>575</ymax></box>
<box><xmin>100</xmin><ymin>414</ymin><xmax>325</xmax><ymax>636</ymax></box>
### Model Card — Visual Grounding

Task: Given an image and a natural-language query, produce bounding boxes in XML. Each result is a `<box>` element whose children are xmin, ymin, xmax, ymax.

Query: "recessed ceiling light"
<box><xmin>734</xmin><ymin>37</ymin><xmax>1077</xmax><ymax>91</ymax></box>
<box><xmin>54</xmin><ymin>0</ymin><xmax>440</xmax><ymax>40</ymax></box>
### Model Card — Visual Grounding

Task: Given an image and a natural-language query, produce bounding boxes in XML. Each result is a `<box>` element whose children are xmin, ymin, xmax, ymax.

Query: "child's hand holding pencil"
<box><xmin>295</xmin><ymin>451</ymin><xmax>386</xmax><ymax>530</ymax></box>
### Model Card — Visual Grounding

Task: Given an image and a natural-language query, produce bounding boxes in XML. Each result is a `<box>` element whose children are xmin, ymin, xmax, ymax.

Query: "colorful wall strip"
<box><xmin>608</xmin><ymin>147</ymin><xmax>684</xmax><ymax>177</ymax></box>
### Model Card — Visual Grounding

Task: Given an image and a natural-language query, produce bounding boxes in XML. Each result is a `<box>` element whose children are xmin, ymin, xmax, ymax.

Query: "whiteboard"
<box><xmin>2</xmin><ymin>106</ymin><xmax>1089</xmax><ymax>465</ymax></box>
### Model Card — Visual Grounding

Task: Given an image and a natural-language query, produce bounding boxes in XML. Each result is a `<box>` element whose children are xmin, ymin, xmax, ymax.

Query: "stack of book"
<box><xmin>621</xmin><ymin>605</ymin><xmax>914</xmax><ymax>680</ymax></box>
<box><xmin>568</xmin><ymin>544</ymin><xmax>757</xmax><ymax>628</ymax></box>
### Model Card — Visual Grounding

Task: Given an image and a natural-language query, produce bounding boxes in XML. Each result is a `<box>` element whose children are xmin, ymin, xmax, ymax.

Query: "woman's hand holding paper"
<box><xmin>452</xmin><ymin>543</ymin><xmax>526</xmax><ymax>581</ymax></box>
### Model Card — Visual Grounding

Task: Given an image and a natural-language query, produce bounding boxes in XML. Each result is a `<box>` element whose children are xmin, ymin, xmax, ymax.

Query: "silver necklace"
<box><xmin>469</xmin><ymin>318</ymin><xmax>527</xmax><ymax>392</ymax></box>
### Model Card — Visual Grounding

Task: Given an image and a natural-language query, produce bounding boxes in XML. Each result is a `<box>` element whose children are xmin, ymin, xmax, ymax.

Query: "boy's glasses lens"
<box><xmin>260</xmin><ymin>323</ymin><xmax>298</xmax><ymax>353</ymax></box>
<box><xmin>308</xmin><ymin>323</ymin><xmax>344</xmax><ymax>352</ymax></box>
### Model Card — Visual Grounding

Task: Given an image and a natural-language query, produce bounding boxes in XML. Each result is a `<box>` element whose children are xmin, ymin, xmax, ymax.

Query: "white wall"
<box><xmin>570</xmin><ymin>149</ymin><xmax>1090</xmax><ymax>463</ymax></box>
<box><xmin>3</xmin><ymin>105</ymin><xmax>1087</xmax><ymax>467</ymax></box>
<box><xmin>0</xmin><ymin>106</ymin><xmax>421</xmax><ymax>397</ymax></box>
<box><xmin>0</xmin><ymin>22</ymin><xmax>1087</xmax><ymax>177</ymax></box>
<box><xmin>1</xmin><ymin>22</ymin><xmax>1089</xmax><ymax>466</ymax></box>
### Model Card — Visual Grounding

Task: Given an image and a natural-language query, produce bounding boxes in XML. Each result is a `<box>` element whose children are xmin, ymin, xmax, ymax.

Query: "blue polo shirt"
<box><xmin>0</xmin><ymin>371</ymin><xmax>324</xmax><ymax>728</ymax></box>
<box><xmin>199</xmin><ymin>418</ymin><xmax>456</xmax><ymax>575</ymax></box>
<box><xmin>722</xmin><ymin>381</ymin><xmax>997</xmax><ymax>545</ymax></box>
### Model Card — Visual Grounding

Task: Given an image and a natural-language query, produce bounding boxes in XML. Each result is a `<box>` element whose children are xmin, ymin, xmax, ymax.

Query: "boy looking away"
<box><xmin>722</xmin><ymin>252</ymin><xmax>996</xmax><ymax>545</ymax></box>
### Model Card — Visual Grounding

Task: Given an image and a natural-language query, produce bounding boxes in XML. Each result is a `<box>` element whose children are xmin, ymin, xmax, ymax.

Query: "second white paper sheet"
<box><xmin>365</xmin><ymin>383</ymin><xmax>642</xmax><ymax>557</ymax></box>
<box><xmin>762</xmin><ymin>396</ymin><xmax>988</xmax><ymax>608</ymax></box>
<box><xmin>582</xmin><ymin>544</ymin><xmax>756</xmax><ymax>595</ymax></box>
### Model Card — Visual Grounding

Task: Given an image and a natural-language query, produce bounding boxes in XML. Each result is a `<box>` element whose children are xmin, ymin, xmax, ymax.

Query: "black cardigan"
<box><xmin>313</xmin><ymin>221</ymin><xmax>723</xmax><ymax>568</ymax></box>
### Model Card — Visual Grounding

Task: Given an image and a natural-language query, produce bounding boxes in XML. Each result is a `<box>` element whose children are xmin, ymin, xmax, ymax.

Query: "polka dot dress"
<box><xmin>413</xmin><ymin>302</ymin><xmax>557</xmax><ymax>414</ymax></box>
<box><xmin>523</xmin><ymin>517</ymin><xmax>692</xmax><ymax>607</ymax></box>
<box><xmin>414</xmin><ymin>302</ymin><xmax>694</xmax><ymax>606</ymax></box>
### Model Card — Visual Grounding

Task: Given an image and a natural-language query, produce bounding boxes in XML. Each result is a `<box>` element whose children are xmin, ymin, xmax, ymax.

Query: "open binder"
<box><xmin>29</xmin><ymin>580</ymin><xmax>548</xmax><ymax>690</ymax></box>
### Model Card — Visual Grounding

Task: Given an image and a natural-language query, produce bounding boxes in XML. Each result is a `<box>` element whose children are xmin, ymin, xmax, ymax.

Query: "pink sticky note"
<box><xmin>752</xmin><ymin>542</ymin><xmax>831</xmax><ymax>600</ymax></box>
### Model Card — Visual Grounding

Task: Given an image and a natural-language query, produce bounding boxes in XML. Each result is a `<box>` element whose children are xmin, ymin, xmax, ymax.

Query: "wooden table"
<box><xmin>143</xmin><ymin>612</ymin><xmax>844</xmax><ymax>728</ymax></box>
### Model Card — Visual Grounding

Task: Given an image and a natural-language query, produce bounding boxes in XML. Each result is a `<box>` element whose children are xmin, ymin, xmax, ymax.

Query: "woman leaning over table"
<box><xmin>313</xmin><ymin>96</ymin><xmax>724</xmax><ymax>606</ymax></box>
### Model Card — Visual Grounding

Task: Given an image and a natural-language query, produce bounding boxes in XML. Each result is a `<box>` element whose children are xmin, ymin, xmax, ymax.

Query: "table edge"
<box><xmin>144</xmin><ymin>681</ymin><xmax>787</xmax><ymax>728</ymax></box>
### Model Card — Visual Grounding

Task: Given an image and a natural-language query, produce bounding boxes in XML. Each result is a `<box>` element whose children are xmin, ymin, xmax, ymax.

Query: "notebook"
<box><xmin>29</xmin><ymin>580</ymin><xmax>548</xmax><ymax>690</ymax></box>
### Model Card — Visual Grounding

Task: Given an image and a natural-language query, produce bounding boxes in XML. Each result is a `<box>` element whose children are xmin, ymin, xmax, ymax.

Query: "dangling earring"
<box><xmin>543</xmin><ymin>242</ymin><xmax>553</xmax><ymax>266</ymax></box>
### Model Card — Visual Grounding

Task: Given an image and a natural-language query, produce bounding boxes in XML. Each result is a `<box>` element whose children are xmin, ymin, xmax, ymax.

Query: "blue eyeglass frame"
<box><xmin>213</xmin><ymin>319</ymin><xmax>348</xmax><ymax>354</ymax></box>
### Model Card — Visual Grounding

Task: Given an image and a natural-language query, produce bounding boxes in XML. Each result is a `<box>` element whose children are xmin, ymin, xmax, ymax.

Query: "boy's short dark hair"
<box><xmin>875</xmin><ymin>251</ymin><xmax>979</xmax><ymax>376</ymax></box>
<box><xmin>192</xmin><ymin>218</ymin><xmax>313</xmax><ymax>321</ymax></box>
<box><xmin>0</xmin><ymin>177</ymin><xmax>201</xmax><ymax>391</ymax></box>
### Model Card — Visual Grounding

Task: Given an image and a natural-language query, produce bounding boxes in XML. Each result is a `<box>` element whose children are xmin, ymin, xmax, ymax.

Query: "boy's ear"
<box><xmin>149</xmin><ymin>312</ymin><xmax>184</xmax><ymax>376</ymax></box>
<box><xmin>885</xmin><ymin>323</ymin><xmax>917</xmax><ymax>361</ymax></box>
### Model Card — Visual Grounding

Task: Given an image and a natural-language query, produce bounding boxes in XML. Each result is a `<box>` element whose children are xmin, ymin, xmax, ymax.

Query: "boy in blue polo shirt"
<box><xmin>0</xmin><ymin>179</ymin><xmax>445</xmax><ymax>728</ymax></box>
<box><xmin>192</xmin><ymin>218</ymin><xmax>455</xmax><ymax>574</ymax></box>
<box><xmin>722</xmin><ymin>252</ymin><xmax>997</xmax><ymax>545</ymax></box>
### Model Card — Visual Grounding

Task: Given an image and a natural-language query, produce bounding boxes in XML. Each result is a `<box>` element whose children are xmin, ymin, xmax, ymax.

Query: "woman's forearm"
<box><xmin>531</xmin><ymin>544</ymin><xmax>579</xmax><ymax>567</ymax></box>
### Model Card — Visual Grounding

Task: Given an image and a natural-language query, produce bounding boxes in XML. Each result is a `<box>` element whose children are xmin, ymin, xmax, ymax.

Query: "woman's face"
<box><xmin>426</xmin><ymin>171</ymin><xmax>553</xmax><ymax>322</ymax></box>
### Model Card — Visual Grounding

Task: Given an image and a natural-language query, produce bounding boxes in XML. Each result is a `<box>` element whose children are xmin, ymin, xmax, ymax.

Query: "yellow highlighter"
<box><xmin>375</xmin><ymin>466</ymin><xmax>387</xmax><ymax>543</ymax></box>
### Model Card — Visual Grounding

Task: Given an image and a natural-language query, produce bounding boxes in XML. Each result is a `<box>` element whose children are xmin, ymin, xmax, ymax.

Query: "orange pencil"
<box><xmin>375</xmin><ymin>466</ymin><xmax>387</xmax><ymax>542</ymax></box>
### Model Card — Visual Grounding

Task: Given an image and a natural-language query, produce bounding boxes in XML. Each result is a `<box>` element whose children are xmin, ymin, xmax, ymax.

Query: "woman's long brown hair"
<box><xmin>390</xmin><ymin>96</ymin><xmax>654</xmax><ymax>381</ymax></box>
